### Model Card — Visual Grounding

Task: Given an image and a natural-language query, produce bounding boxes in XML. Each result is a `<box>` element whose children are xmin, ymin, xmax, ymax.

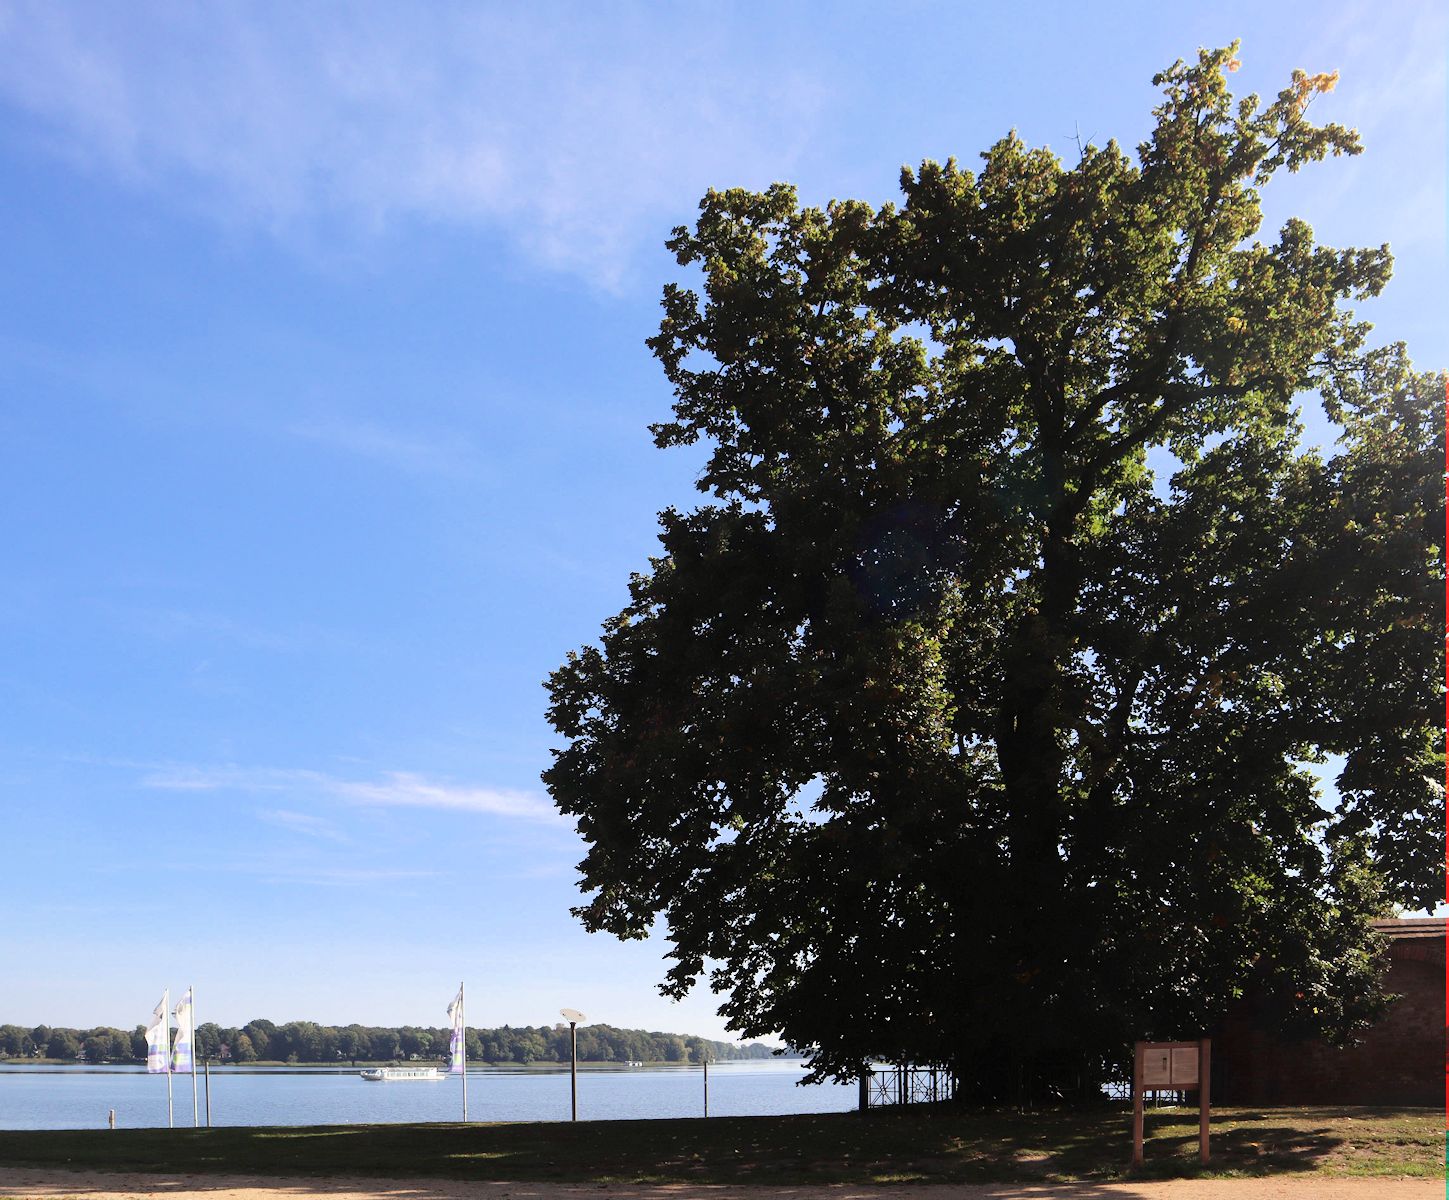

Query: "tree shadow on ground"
<box><xmin>0</xmin><ymin>1171</ymin><xmax>1277</xmax><ymax>1200</ymax></box>
<box><xmin>0</xmin><ymin>1105</ymin><xmax>1434</xmax><ymax>1193</ymax></box>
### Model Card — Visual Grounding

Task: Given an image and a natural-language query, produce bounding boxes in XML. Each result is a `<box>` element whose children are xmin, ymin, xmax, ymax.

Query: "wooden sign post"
<box><xmin>1131</xmin><ymin>1038</ymin><xmax>1211</xmax><ymax>1168</ymax></box>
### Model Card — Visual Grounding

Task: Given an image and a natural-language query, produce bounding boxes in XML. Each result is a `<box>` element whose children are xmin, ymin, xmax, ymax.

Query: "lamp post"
<box><xmin>560</xmin><ymin>1008</ymin><xmax>586</xmax><ymax>1121</ymax></box>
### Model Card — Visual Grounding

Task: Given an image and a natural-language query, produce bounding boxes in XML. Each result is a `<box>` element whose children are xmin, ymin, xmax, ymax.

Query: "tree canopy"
<box><xmin>543</xmin><ymin>46</ymin><xmax>1443</xmax><ymax>1101</ymax></box>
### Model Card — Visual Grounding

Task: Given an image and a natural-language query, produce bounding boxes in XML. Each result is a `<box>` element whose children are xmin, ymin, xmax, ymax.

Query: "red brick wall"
<box><xmin>1212</xmin><ymin>939</ymin><xmax>1443</xmax><ymax>1106</ymax></box>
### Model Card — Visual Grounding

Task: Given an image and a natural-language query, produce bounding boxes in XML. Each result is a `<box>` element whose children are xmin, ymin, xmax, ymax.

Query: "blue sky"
<box><xmin>1</xmin><ymin>1</ymin><xmax>1443</xmax><ymax>1037</ymax></box>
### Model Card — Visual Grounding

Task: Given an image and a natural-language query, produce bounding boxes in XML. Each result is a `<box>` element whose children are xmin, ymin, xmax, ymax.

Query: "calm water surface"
<box><xmin>0</xmin><ymin>1061</ymin><xmax>856</xmax><ymax>1130</ymax></box>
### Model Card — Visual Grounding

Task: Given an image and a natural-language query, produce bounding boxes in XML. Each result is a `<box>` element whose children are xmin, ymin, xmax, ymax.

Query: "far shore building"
<box><xmin>1211</xmin><ymin>917</ymin><xmax>1443</xmax><ymax>1106</ymax></box>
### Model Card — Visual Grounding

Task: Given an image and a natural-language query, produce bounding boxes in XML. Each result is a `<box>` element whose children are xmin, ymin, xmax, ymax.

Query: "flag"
<box><xmin>447</xmin><ymin>986</ymin><xmax>464</xmax><ymax>1075</ymax></box>
<box><xmin>172</xmin><ymin>988</ymin><xmax>195</xmax><ymax>1074</ymax></box>
<box><xmin>144</xmin><ymin>992</ymin><xmax>170</xmax><ymax>1074</ymax></box>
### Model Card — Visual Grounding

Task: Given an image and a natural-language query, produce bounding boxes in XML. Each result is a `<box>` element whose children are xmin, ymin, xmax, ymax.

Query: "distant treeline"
<box><xmin>0</xmin><ymin>1021</ymin><xmax>785</xmax><ymax>1066</ymax></box>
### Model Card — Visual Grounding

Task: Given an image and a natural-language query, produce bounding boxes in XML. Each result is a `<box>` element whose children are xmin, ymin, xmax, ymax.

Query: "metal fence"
<box><xmin>860</xmin><ymin>1065</ymin><xmax>955</xmax><ymax>1108</ymax></box>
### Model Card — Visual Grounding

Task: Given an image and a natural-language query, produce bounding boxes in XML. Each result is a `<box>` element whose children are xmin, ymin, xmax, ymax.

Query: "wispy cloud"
<box><xmin>0</xmin><ymin>3</ymin><xmax>827</xmax><ymax>287</ymax></box>
<box><xmin>83</xmin><ymin>599</ymin><xmax>359</xmax><ymax>659</ymax></box>
<box><xmin>121</xmin><ymin>606</ymin><xmax>323</xmax><ymax>653</ymax></box>
<box><xmin>326</xmin><ymin>772</ymin><xmax>559</xmax><ymax>822</ymax></box>
<box><xmin>252</xmin><ymin>863</ymin><xmax>437</xmax><ymax>887</ymax></box>
<box><xmin>285</xmin><ymin>418</ymin><xmax>480</xmax><ymax>478</ymax></box>
<box><xmin>257</xmin><ymin>807</ymin><xmax>350</xmax><ymax>843</ymax></box>
<box><xmin>177</xmin><ymin>850</ymin><xmax>441</xmax><ymax>887</ymax></box>
<box><xmin>1278</xmin><ymin>4</ymin><xmax>1448</xmax><ymax>254</ymax></box>
<box><xmin>144</xmin><ymin>763</ymin><xmax>561</xmax><ymax>824</ymax></box>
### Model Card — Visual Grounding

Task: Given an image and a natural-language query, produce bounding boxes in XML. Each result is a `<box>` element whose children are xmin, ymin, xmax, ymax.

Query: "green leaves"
<box><xmin>543</xmin><ymin>47</ymin><xmax>1443</xmax><ymax>1099</ymax></box>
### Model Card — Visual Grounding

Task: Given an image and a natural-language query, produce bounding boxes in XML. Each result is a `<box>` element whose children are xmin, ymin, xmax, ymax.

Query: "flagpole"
<box><xmin>190</xmin><ymin>986</ymin><xmax>199</xmax><ymax>1128</ymax></box>
<box><xmin>164</xmin><ymin>989</ymin><xmax>173</xmax><ymax>1129</ymax></box>
<box><xmin>460</xmin><ymin>981</ymin><xmax>468</xmax><ymax>1122</ymax></box>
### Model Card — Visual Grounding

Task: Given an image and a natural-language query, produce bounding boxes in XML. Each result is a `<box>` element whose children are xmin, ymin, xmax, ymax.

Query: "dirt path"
<box><xmin>0</xmin><ymin>1169</ymin><xmax>1440</xmax><ymax>1200</ymax></box>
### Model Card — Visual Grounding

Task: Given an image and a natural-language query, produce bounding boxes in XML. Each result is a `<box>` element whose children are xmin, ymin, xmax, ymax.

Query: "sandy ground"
<box><xmin>0</xmin><ymin>1170</ymin><xmax>1441</xmax><ymax>1200</ymax></box>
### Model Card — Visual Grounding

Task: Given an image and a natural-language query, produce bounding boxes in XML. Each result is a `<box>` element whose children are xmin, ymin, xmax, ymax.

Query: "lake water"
<box><xmin>0</xmin><ymin>1061</ymin><xmax>858</xmax><ymax>1130</ymax></box>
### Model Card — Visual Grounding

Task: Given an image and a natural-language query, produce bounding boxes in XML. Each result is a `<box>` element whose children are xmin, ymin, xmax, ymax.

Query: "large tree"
<box><xmin>544</xmin><ymin>46</ymin><xmax>1443</xmax><ymax>1101</ymax></box>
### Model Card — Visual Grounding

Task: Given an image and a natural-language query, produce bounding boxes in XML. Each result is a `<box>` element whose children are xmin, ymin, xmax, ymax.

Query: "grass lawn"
<box><xmin>0</xmin><ymin>1105</ymin><xmax>1439</xmax><ymax>1184</ymax></box>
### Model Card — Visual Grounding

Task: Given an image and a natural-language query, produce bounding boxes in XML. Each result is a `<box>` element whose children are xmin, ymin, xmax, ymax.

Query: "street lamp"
<box><xmin>560</xmin><ymin>1008</ymin><xmax>586</xmax><ymax>1121</ymax></box>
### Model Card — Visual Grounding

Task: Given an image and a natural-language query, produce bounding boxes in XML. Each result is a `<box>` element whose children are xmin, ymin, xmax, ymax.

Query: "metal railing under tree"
<box><xmin>858</xmin><ymin>1064</ymin><xmax>955</xmax><ymax>1109</ymax></box>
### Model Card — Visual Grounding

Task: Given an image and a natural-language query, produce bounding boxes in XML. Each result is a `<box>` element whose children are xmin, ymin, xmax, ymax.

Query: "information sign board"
<box><xmin>1141</xmin><ymin>1047</ymin><xmax>1171</xmax><ymax>1086</ymax></box>
<box><xmin>1170</xmin><ymin>1046</ymin><xmax>1199</xmax><ymax>1086</ymax></box>
<box><xmin>1131</xmin><ymin>1039</ymin><xmax>1210</xmax><ymax>1168</ymax></box>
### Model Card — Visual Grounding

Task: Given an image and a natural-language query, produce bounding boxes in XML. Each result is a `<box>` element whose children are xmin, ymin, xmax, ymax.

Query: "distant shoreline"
<box><xmin>2</xmin><ymin>1022</ymin><xmax>791</xmax><ymax>1069</ymax></box>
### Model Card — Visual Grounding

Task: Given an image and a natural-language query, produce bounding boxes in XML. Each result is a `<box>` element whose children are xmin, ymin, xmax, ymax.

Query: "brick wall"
<box><xmin>1212</xmin><ymin>933</ymin><xmax>1443</xmax><ymax>1107</ymax></box>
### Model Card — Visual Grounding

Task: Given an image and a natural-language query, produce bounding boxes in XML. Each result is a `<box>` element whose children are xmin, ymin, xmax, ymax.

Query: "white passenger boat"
<box><xmin>359</xmin><ymin>1066</ymin><xmax>446</xmax><ymax>1081</ymax></box>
